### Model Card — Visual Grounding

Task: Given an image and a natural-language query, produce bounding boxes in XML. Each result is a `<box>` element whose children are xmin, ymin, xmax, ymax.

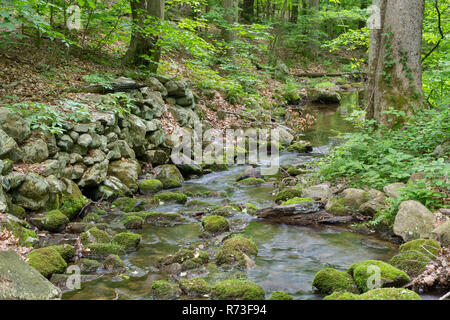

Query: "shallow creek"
<box><xmin>64</xmin><ymin>104</ymin><xmax>402</xmax><ymax>300</ymax></box>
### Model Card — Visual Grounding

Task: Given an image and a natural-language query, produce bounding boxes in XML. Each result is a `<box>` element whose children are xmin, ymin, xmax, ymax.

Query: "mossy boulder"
<box><xmin>112</xmin><ymin>197</ymin><xmax>147</xmax><ymax>212</ymax></box>
<box><xmin>398</xmin><ymin>239</ymin><xmax>441</xmax><ymax>258</ymax></box>
<box><xmin>186</xmin><ymin>200</ymin><xmax>214</xmax><ymax>209</ymax></box>
<box><xmin>80</xmin><ymin>227</ymin><xmax>110</xmax><ymax>245</ymax></box>
<box><xmin>85</xmin><ymin>243</ymin><xmax>125</xmax><ymax>259</ymax></box>
<box><xmin>153</xmin><ymin>164</ymin><xmax>184</xmax><ymax>189</ymax></box>
<box><xmin>0</xmin><ymin>215</ymin><xmax>38</xmax><ymax>247</ymax></box>
<box><xmin>281</xmin><ymin>197</ymin><xmax>314</xmax><ymax>206</ymax></box>
<box><xmin>31</xmin><ymin>210</ymin><xmax>69</xmax><ymax>232</ymax></box>
<box><xmin>77</xmin><ymin>258</ymin><xmax>102</xmax><ymax>273</ymax></box>
<box><xmin>325</xmin><ymin>198</ymin><xmax>351</xmax><ymax>216</ymax></box>
<box><xmin>212</xmin><ymin>205</ymin><xmax>239</xmax><ymax>217</ymax></box>
<box><xmin>27</xmin><ymin>248</ymin><xmax>67</xmax><ymax>278</ymax></box>
<box><xmin>201</xmin><ymin>215</ymin><xmax>229</xmax><ymax>234</ymax></box>
<box><xmin>389</xmin><ymin>251</ymin><xmax>431</xmax><ymax>277</ymax></box>
<box><xmin>121</xmin><ymin>215</ymin><xmax>144</xmax><ymax>229</ymax></box>
<box><xmin>103</xmin><ymin>254</ymin><xmax>127</xmax><ymax>271</ymax></box>
<box><xmin>138</xmin><ymin>211</ymin><xmax>187</xmax><ymax>226</ymax></box>
<box><xmin>154</xmin><ymin>191</ymin><xmax>187</xmax><ymax>204</ymax></box>
<box><xmin>139</xmin><ymin>179</ymin><xmax>163</xmax><ymax>195</ymax></box>
<box><xmin>324</xmin><ymin>288</ymin><xmax>421</xmax><ymax>300</ymax></box>
<box><xmin>237</xmin><ymin>178</ymin><xmax>265</xmax><ymax>186</ymax></box>
<box><xmin>222</xmin><ymin>236</ymin><xmax>258</xmax><ymax>256</ymax></box>
<box><xmin>275</xmin><ymin>188</ymin><xmax>303</xmax><ymax>204</ymax></box>
<box><xmin>179</xmin><ymin>278</ymin><xmax>211</xmax><ymax>297</ymax></box>
<box><xmin>269</xmin><ymin>291</ymin><xmax>293</xmax><ymax>300</ymax></box>
<box><xmin>161</xmin><ymin>248</ymin><xmax>209</xmax><ymax>266</ymax></box>
<box><xmin>59</xmin><ymin>181</ymin><xmax>88</xmax><ymax>220</ymax></box>
<box><xmin>216</xmin><ymin>236</ymin><xmax>257</xmax><ymax>268</ymax></box>
<box><xmin>312</xmin><ymin>268</ymin><xmax>359</xmax><ymax>294</ymax></box>
<box><xmin>287</xmin><ymin>141</ymin><xmax>312</xmax><ymax>153</ymax></box>
<box><xmin>112</xmin><ymin>232</ymin><xmax>141</xmax><ymax>251</ymax></box>
<box><xmin>151</xmin><ymin>280</ymin><xmax>180</xmax><ymax>299</ymax></box>
<box><xmin>82</xmin><ymin>212</ymin><xmax>101</xmax><ymax>223</ymax></box>
<box><xmin>348</xmin><ymin>260</ymin><xmax>410</xmax><ymax>292</ymax></box>
<box><xmin>213</xmin><ymin>280</ymin><xmax>265</xmax><ymax>300</ymax></box>
<box><xmin>46</xmin><ymin>244</ymin><xmax>75</xmax><ymax>262</ymax></box>
<box><xmin>7</xmin><ymin>204</ymin><xmax>26</xmax><ymax>219</ymax></box>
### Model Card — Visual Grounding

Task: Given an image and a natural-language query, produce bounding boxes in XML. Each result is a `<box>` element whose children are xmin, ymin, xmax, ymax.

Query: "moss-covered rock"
<box><xmin>237</xmin><ymin>178</ymin><xmax>265</xmax><ymax>186</ymax></box>
<box><xmin>139</xmin><ymin>179</ymin><xmax>163</xmax><ymax>195</ymax></box>
<box><xmin>312</xmin><ymin>268</ymin><xmax>359</xmax><ymax>294</ymax></box>
<box><xmin>213</xmin><ymin>280</ymin><xmax>265</xmax><ymax>300</ymax></box>
<box><xmin>324</xmin><ymin>288</ymin><xmax>421</xmax><ymax>300</ymax></box>
<box><xmin>85</xmin><ymin>243</ymin><xmax>125</xmax><ymax>259</ymax></box>
<box><xmin>269</xmin><ymin>291</ymin><xmax>293</xmax><ymax>300</ymax></box>
<box><xmin>31</xmin><ymin>210</ymin><xmax>69</xmax><ymax>232</ymax></box>
<box><xmin>161</xmin><ymin>248</ymin><xmax>209</xmax><ymax>266</ymax></box>
<box><xmin>112</xmin><ymin>197</ymin><xmax>147</xmax><ymax>212</ymax></box>
<box><xmin>151</xmin><ymin>280</ymin><xmax>180</xmax><ymax>299</ymax></box>
<box><xmin>348</xmin><ymin>260</ymin><xmax>410</xmax><ymax>292</ymax></box>
<box><xmin>154</xmin><ymin>191</ymin><xmax>187</xmax><ymax>204</ymax></box>
<box><xmin>212</xmin><ymin>205</ymin><xmax>239</xmax><ymax>217</ymax></box>
<box><xmin>27</xmin><ymin>247</ymin><xmax>67</xmax><ymax>278</ymax></box>
<box><xmin>7</xmin><ymin>204</ymin><xmax>26</xmax><ymax>219</ymax></box>
<box><xmin>179</xmin><ymin>278</ymin><xmax>211</xmax><ymax>297</ymax></box>
<box><xmin>201</xmin><ymin>215</ymin><xmax>229</xmax><ymax>234</ymax></box>
<box><xmin>398</xmin><ymin>239</ymin><xmax>441</xmax><ymax>258</ymax></box>
<box><xmin>47</xmin><ymin>244</ymin><xmax>75</xmax><ymax>262</ymax></box>
<box><xmin>59</xmin><ymin>181</ymin><xmax>88</xmax><ymax>220</ymax></box>
<box><xmin>389</xmin><ymin>251</ymin><xmax>430</xmax><ymax>277</ymax></box>
<box><xmin>281</xmin><ymin>197</ymin><xmax>314</xmax><ymax>206</ymax></box>
<box><xmin>103</xmin><ymin>254</ymin><xmax>127</xmax><ymax>271</ymax></box>
<box><xmin>153</xmin><ymin>164</ymin><xmax>184</xmax><ymax>189</ymax></box>
<box><xmin>112</xmin><ymin>232</ymin><xmax>141</xmax><ymax>251</ymax></box>
<box><xmin>243</xmin><ymin>203</ymin><xmax>258</xmax><ymax>215</ymax></box>
<box><xmin>286</xmin><ymin>141</ymin><xmax>312</xmax><ymax>153</ymax></box>
<box><xmin>121</xmin><ymin>215</ymin><xmax>144</xmax><ymax>229</ymax></box>
<box><xmin>274</xmin><ymin>188</ymin><xmax>303</xmax><ymax>204</ymax></box>
<box><xmin>80</xmin><ymin>227</ymin><xmax>110</xmax><ymax>245</ymax></box>
<box><xmin>137</xmin><ymin>211</ymin><xmax>187</xmax><ymax>226</ymax></box>
<box><xmin>222</xmin><ymin>236</ymin><xmax>258</xmax><ymax>256</ymax></box>
<box><xmin>0</xmin><ymin>216</ymin><xmax>38</xmax><ymax>247</ymax></box>
<box><xmin>325</xmin><ymin>198</ymin><xmax>351</xmax><ymax>216</ymax></box>
<box><xmin>82</xmin><ymin>212</ymin><xmax>101</xmax><ymax>223</ymax></box>
<box><xmin>77</xmin><ymin>258</ymin><xmax>102</xmax><ymax>273</ymax></box>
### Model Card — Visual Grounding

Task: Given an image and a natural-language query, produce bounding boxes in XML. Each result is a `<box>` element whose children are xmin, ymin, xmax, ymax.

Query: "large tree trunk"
<box><xmin>124</xmin><ymin>0</ymin><xmax>165</xmax><ymax>71</ymax></box>
<box><xmin>367</xmin><ymin>0</ymin><xmax>425</xmax><ymax>126</ymax></box>
<box><xmin>221</xmin><ymin>0</ymin><xmax>239</xmax><ymax>54</ymax></box>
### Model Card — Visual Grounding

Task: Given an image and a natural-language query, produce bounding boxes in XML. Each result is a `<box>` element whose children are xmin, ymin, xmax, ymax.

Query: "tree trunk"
<box><xmin>290</xmin><ymin>1</ymin><xmax>298</xmax><ymax>23</ymax></box>
<box><xmin>367</xmin><ymin>0</ymin><xmax>425</xmax><ymax>126</ymax></box>
<box><xmin>124</xmin><ymin>0</ymin><xmax>165</xmax><ymax>71</ymax></box>
<box><xmin>221</xmin><ymin>0</ymin><xmax>239</xmax><ymax>54</ymax></box>
<box><xmin>242</xmin><ymin>0</ymin><xmax>254</xmax><ymax>23</ymax></box>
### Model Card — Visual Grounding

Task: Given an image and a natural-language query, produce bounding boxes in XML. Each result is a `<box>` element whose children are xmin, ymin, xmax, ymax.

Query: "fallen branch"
<box><xmin>292</xmin><ymin>72</ymin><xmax>366</xmax><ymax>78</ymax></box>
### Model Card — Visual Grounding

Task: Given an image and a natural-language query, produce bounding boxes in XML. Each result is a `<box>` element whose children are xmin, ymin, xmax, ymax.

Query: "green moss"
<box><xmin>151</xmin><ymin>280</ymin><xmax>180</xmax><ymax>299</ymax></box>
<box><xmin>154</xmin><ymin>164</ymin><xmax>184</xmax><ymax>189</ymax></box>
<box><xmin>1</xmin><ymin>217</ymin><xmax>37</xmax><ymax>247</ymax></box>
<box><xmin>399</xmin><ymin>239</ymin><xmax>441</xmax><ymax>258</ymax></box>
<box><xmin>154</xmin><ymin>192</ymin><xmax>188</xmax><ymax>204</ymax></box>
<box><xmin>80</xmin><ymin>227</ymin><xmax>110</xmax><ymax>245</ymax></box>
<box><xmin>121</xmin><ymin>215</ymin><xmax>144</xmax><ymax>229</ymax></box>
<box><xmin>287</xmin><ymin>167</ymin><xmax>302</xmax><ymax>176</ymax></box>
<box><xmin>269</xmin><ymin>291</ymin><xmax>293</xmax><ymax>300</ymax></box>
<box><xmin>59</xmin><ymin>181</ymin><xmax>88</xmax><ymax>220</ymax></box>
<box><xmin>32</xmin><ymin>210</ymin><xmax>69</xmax><ymax>232</ymax></box>
<box><xmin>161</xmin><ymin>248</ymin><xmax>209</xmax><ymax>266</ymax></box>
<box><xmin>27</xmin><ymin>247</ymin><xmax>67</xmax><ymax>278</ymax></box>
<box><xmin>243</xmin><ymin>203</ymin><xmax>258</xmax><ymax>215</ymax></box>
<box><xmin>222</xmin><ymin>236</ymin><xmax>258</xmax><ymax>256</ymax></box>
<box><xmin>348</xmin><ymin>260</ymin><xmax>410</xmax><ymax>292</ymax></box>
<box><xmin>85</xmin><ymin>243</ymin><xmax>125</xmax><ymax>259</ymax></box>
<box><xmin>181</xmin><ymin>258</ymin><xmax>203</xmax><ymax>271</ymax></box>
<box><xmin>212</xmin><ymin>205</ymin><xmax>239</xmax><ymax>217</ymax></box>
<box><xmin>287</xmin><ymin>141</ymin><xmax>312</xmax><ymax>153</ymax></box>
<box><xmin>7</xmin><ymin>204</ymin><xmax>26</xmax><ymax>219</ymax></box>
<box><xmin>312</xmin><ymin>268</ymin><xmax>359</xmax><ymax>294</ymax></box>
<box><xmin>326</xmin><ymin>198</ymin><xmax>351</xmax><ymax>216</ymax></box>
<box><xmin>186</xmin><ymin>200</ymin><xmax>214</xmax><ymax>208</ymax></box>
<box><xmin>201</xmin><ymin>215</ymin><xmax>229</xmax><ymax>234</ymax></box>
<box><xmin>389</xmin><ymin>251</ymin><xmax>430</xmax><ymax>277</ymax></box>
<box><xmin>216</xmin><ymin>246</ymin><xmax>246</xmax><ymax>267</ymax></box>
<box><xmin>324</xmin><ymin>288</ymin><xmax>421</xmax><ymax>300</ymax></box>
<box><xmin>237</xmin><ymin>178</ymin><xmax>265</xmax><ymax>186</ymax></box>
<box><xmin>213</xmin><ymin>280</ymin><xmax>265</xmax><ymax>300</ymax></box>
<box><xmin>47</xmin><ymin>244</ymin><xmax>75</xmax><ymax>262</ymax></box>
<box><xmin>137</xmin><ymin>211</ymin><xmax>187</xmax><ymax>226</ymax></box>
<box><xmin>281</xmin><ymin>197</ymin><xmax>314</xmax><ymax>206</ymax></box>
<box><xmin>78</xmin><ymin>258</ymin><xmax>102</xmax><ymax>273</ymax></box>
<box><xmin>112</xmin><ymin>197</ymin><xmax>147</xmax><ymax>212</ymax></box>
<box><xmin>82</xmin><ymin>212</ymin><xmax>100</xmax><ymax>223</ymax></box>
<box><xmin>112</xmin><ymin>232</ymin><xmax>141</xmax><ymax>251</ymax></box>
<box><xmin>139</xmin><ymin>179</ymin><xmax>163</xmax><ymax>194</ymax></box>
<box><xmin>103</xmin><ymin>254</ymin><xmax>126</xmax><ymax>271</ymax></box>
<box><xmin>179</xmin><ymin>278</ymin><xmax>211</xmax><ymax>297</ymax></box>
<box><xmin>275</xmin><ymin>188</ymin><xmax>303</xmax><ymax>204</ymax></box>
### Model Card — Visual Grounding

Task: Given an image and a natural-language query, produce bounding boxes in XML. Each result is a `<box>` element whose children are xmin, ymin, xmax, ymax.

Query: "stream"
<box><xmin>63</xmin><ymin>104</ymin><xmax>400</xmax><ymax>300</ymax></box>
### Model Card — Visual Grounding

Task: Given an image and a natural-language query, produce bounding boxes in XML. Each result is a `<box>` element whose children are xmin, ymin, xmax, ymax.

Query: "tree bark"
<box><xmin>221</xmin><ymin>0</ymin><xmax>239</xmax><ymax>55</ymax></box>
<box><xmin>124</xmin><ymin>0</ymin><xmax>165</xmax><ymax>71</ymax></box>
<box><xmin>367</xmin><ymin>0</ymin><xmax>425</xmax><ymax>126</ymax></box>
<box><xmin>242</xmin><ymin>0</ymin><xmax>254</xmax><ymax>23</ymax></box>
<box><xmin>290</xmin><ymin>1</ymin><xmax>298</xmax><ymax>23</ymax></box>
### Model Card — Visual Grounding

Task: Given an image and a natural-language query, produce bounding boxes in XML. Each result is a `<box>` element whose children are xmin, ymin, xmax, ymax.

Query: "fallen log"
<box><xmin>292</xmin><ymin>72</ymin><xmax>366</xmax><ymax>78</ymax></box>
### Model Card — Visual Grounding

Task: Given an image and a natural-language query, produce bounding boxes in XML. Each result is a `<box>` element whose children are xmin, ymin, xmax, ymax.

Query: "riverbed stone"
<box><xmin>324</xmin><ymin>288</ymin><xmax>421</xmax><ymax>300</ymax></box>
<box><xmin>78</xmin><ymin>160</ymin><xmax>109</xmax><ymax>187</ymax></box>
<box><xmin>431</xmin><ymin>219</ymin><xmax>450</xmax><ymax>246</ymax></box>
<box><xmin>301</xmin><ymin>184</ymin><xmax>332</xmax><ymax>200</ymax></box>
<box><xmin>26</xmin><ymin>247</ymin><xmax>67</xmax><ymax>279</ymax></box>
<box><xmin>383</xmin><ymin>183</ymin><xmax>406</xmax><ymax>198</ymax></box>
<box><xmin>393</xmin><ymin>200</ymin><xmax>437</xmax><ymax>242</ymax></box>
<box><xmin>30</xmin><ymin>210</ymin><xmax>69</xmax><ymax>232</ymax></box>
<box><xmin>313</xmin><ymin>268</ymin><xmax>359</xmax><ymax>294</ymax></box>
<box><xmin>139</xmin><ymin>179</ymin><xmax>163</xmax><ymax>195</ymax></box>
<box><xmin>12</xmin><ymin>173</ymin><xmax>50</xmax><ymax>211</ymax></box>
<box><xmin>151</xmin><ymin>280</ymin><xmax>180</xmax><ymax>300</ymax></box>
<box><xmin>213</xmin><ymin>280</ymin><xmax>265</xmax><ymax>300</ymax></box>
<box><xmin>0</xmin><ymin>251</ymin><xmax>61</xmax><ymax>299</ymax></box>
<box><xmin>153</xmin><ymin>164</ymin><xmax>184</xmax><ymax>189</ymax></box>
<box><xmin>201</xmin><ymin>215</ymin><xmax>229</xmax><ymax>234</ymax></box>
<box><xmin>341</xmin><ymin>188</ymin><xmax>369</xmax><ymax>209</ymax></box>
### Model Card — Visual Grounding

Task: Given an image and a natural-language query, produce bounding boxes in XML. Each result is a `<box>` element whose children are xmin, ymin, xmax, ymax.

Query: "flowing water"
<box><xmin>63</xmin><ymin>104</ymin><xmax>399</xmax><ymax>300</ymax></box>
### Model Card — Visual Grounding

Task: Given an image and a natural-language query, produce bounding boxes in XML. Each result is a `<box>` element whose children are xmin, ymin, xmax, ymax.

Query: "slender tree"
<box><xmin>367</xmin><ymin>0</ymin><xmax>425</xmax><ymax>126</ymax></box>
<box><xmin>124</xmin><ymin>0</ymin><xmax>165</xmax><ymax>71</ymax></box>
<box><xmin>221</xmin><ymin>0</ymin><xmax>239</xmax><ymax>55</ymax></box>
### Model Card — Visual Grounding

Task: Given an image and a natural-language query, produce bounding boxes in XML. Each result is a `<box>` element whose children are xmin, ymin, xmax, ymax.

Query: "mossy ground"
<box><xmin>269</xmin><ymin>291</ymin><xmax>293</xmax><ymax>300</ymax></box>
<box><xmin>154</xmin><ymin>192</ymin><xmax>188</xmax><ymax>204</ymax></box>
<box><xmin>213</xmin><ymin>280</ymin><xmax>265</xmax><ymax>300</ymax></box>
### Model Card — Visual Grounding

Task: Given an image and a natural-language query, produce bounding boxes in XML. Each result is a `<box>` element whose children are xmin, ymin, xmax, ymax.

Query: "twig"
<box><xmin>422</xmin><ymin>0</ymin><xmax>444</xmax><ymax>63</ymax></box>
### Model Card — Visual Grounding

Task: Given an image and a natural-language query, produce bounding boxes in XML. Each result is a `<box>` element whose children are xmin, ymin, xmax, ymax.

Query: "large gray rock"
<box><xmin>0</xmin><ymin>251</ymin><xmax>61</xmax><ymax>300</ymax></box>
<box><xmin>341</xmin><ymin>188</ymin><xmax>367</xmax><ymax>209</ymax></box>
<box><xmin>107</xmin><ymin>159</ymin><xmax>141</xmax><ymax>192</ymax></box>
<box><xmin>91</xmin><ymin>111</ymin><xmax>116</xmax><ymax>127</ymax></box>
<box><xmin>142</xmin><ymin>91</ymin><xmax>165</xmax><ymax>120</ymax></box>
<box><xmin>393</xmin><ymin>200</ymin><xmax>437</xmax><ymax>242</ymax></box>
<box><xmin>142</xmin><ymin>149</ymin><xmax>169</xmax><ymax>166</ymax></box>
<box><xmin>12</xmin><ymin>173</ymin><xmax>50</xmax><ymax>211</ymax></box>
<box><xmin>383</xmin><ymin>183</ymin><xmax>406</xmax><ymax>198</ymax></box>
<box><xmin>170</xmin><ymin>105</ymin><xmax>199</xmax><ymax>128</ymax></box>
<box><xmin>22</xmin><ymin>138</ymin><xmax>49</xmax><ymax>164</ymax></box>
<box><xmin>125</xmin><ymin>114</ymin><xmax>147</xmax><ymax>148</ymax></box>
<box><xmin>0</xmin><ymin>129</ymin><xmax>18</xmax><ymax>159</ymax></box>
<box><xmin>431</xmin><ymin>219</ymin><xmax>450</xmax><ymax>247</ymax></box>
<box><xmin>0</xmin><ymin>107</ymin><xmax>31</xmax><ymax>143</ymax></box>
<box><xmin>301</xmin><ymin>184</ymin><xmax>332</xmax><ymax>200</ymax></box>
<box><xmin>307</xmin><ymin>87</ymin><xmax>341</xmax><ymax>103</ymax></box>
<box><xmin>170</xmin><ymin>153</ymin><xmax>203</xmax><ymax>175</ymax></box>
<box><xmin>143</xmin><ymin>79</ymin><xmax>168</xmax><ymax>97</ymax></box>
<box><xmin>165</xmin><ymin>79</ymin><xmax>189</xmax><ymax>97</ymax></box>
<box><xmin>78</xmin><ymin>160</ymin><xmax>109</xmax><ymax>187</ymax></box>
<box><xmin>153</xmin><ymin>164</ymin><xmax>184</xmax><ymax>189</ymax></box>
<box><xmin>0</xmin><ymin>185</ymin><xmax>7</xmax><ymax>212</ymax></box>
